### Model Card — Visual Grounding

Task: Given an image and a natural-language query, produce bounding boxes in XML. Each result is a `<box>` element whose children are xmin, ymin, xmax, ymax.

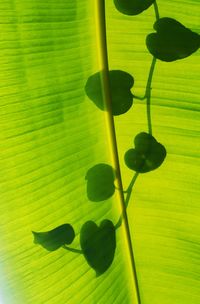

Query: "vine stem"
<box><xmin>145</xmin><ymin>57</ymin><xmax>156</xmax><ymax>135</ymax></box>
<box><xmin>95</xmin><ymin>1</ymin><xmax>141</xmax><ymax>303</ymax></box>
<box><xmin>63</xmin><ymin>245</ymin><xmax>83</xmax><ymax>254</ymax></box>
<box><xmin>115</xmin><ymin>172</ymin><xmax>139</xmax><ymax>229</ymax></box>
<box><xmin>153</xmin><ymin>1</ymin><xmax>160</xmax><ymax>21</ymax></box>
<box><xmin>145</xmin><ymin>0</ymin><xmax>160</xmax><ymax>135</ymax></box>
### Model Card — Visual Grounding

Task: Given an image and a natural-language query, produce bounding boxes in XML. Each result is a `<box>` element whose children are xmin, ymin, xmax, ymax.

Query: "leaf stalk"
<box><xmin>95</xmin><ymin>1</ymin><xmax>141</xmax><ymax>303</ymax></box>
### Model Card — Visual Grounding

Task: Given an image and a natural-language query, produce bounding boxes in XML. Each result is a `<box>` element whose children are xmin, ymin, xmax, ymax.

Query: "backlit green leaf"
<box><xmin>0</xmin><ymin>0</ymin><xmax>199</xmax><ymax>303</ymax></box>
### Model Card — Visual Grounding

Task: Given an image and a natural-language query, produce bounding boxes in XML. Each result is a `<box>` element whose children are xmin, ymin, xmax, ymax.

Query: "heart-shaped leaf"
<box><xmin>146</xmin><ymin>17</ymin><xmax>200</xmax><ymax>61</ymax></box>
<box><xmin>85</xmin><ymin>70</ymin><xmax>134</xmax><ymax>115</ymax></box>
<box><xmin>124</xmin><ymin>132</ymin><xmax>167</xmax><ymax>173</ymax></box>
<box><xmin>80</xmin><ymin>220</ymin><xmax>116</xmax><ymax>276</ymax></box>
<box><xmin>32</xmin><ymin>224</ymin><xmax>75</xmax><ymax>251</ymax></box>
<box><xmin>85</xmin><ymin>163</ymin><xmax>115</xmax><ymax>202</ymax></box>
<box><xmin>113</xmin><ymin>0</ymin><xmax>155</xmax><ymax>16</ymax></box>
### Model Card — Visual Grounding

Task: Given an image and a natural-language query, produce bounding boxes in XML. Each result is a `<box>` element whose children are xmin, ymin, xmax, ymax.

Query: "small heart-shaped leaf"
<box><xmin>146</xmin><ymin>17</ymin><xmax>200</xmax><ymax>61</ymax></box>
<box><xmin>124</xmin><ymin>132</ymin><xmax>167</xmax><ymax>173</ymax></box>
<box><xmin>85</xmin><ymin>163</ymin><xmax>115</xmax><ymax>202</ymax></box>
<box><xmin>80</xmin><ymin>220</ymin><xmax>116</xmax><ymax>276</ymax></box>
<box><xmin>114</xmin><ymin>0</ymin><xmax>155</xmax><ymax>16</ymax></box>
<box><xmin>32</xmin><ymin>224</ymin><xmax>75</xmax><ymax>251</ymax></box>
<box><xmin>85</xmin><ymin>70</ymin><xmax>134</xmax><ymax>115</ymax></box>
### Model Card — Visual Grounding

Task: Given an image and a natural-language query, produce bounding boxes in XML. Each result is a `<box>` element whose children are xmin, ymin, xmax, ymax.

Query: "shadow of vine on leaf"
<box><xmin>32</xmin><ymin>163</ymin><xmax>118</xmax><ymax>276</ymax></box>
<box><xmin>85</xmin><ymin>70</ymin><xmax>134</xmax><ymax>115</ymax></box>
<box><xmin>124</xmin><ymin>132</ymin><xmax>167</xmax><ymax>173</ymax></box>
<box><xmin>32</xmin><ymin>138</ymin><xmax>167</xmax><ymax>275</ymax></box>
<box><xmin>146</xmin><ymin>17</ymin><xmax>200</xmax><ymax>62</ymax></box>
<box><xmin>33</xmin><ymin>220</ymin><xmax>116</xmax><ymax>276</ymax></box>
<box><xmin>32</xmin><ymin>224</ymin><xmax>75</xmax><ymax>251</ymax></box>
<box><xmin>80</xmin><ymin>220</ymin><xmax>116</xmax><ymax>276</ymax></box>
<box><xmin>114</xmin><ymin>0</ymin><xmax>155</xmax><ymax>16</ymax></box>
<box><xmin>85</xmin><ymin>163</ymin><xmax>116</xmax><ymax>202</ymax></box>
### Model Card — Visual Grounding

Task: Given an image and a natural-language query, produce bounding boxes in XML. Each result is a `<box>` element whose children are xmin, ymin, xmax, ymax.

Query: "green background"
<box><xmin>0</xmin><ymin>0</ymin><xmax>199</xmax><ymax>303</ymax></box>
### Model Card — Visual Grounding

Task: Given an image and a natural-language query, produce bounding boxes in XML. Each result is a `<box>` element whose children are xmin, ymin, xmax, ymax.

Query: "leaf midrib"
<box><xmin>95</xmin><ymin>1</ymin><xmax>141</xmax><ymax>303</ymax></box>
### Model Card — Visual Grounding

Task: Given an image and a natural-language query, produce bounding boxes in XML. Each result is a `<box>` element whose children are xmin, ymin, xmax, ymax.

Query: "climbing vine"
<box><xmin>32</xmin><ymin>0</ymin><xmax>200</xmax><ymax>299</ymax></box>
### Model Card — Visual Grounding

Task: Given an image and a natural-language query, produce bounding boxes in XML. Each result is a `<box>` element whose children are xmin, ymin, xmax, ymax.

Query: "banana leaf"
<box><xmin>0</xmin><ymin>0</ymin><xmax>199</xmax><ymax>303</ymax></box>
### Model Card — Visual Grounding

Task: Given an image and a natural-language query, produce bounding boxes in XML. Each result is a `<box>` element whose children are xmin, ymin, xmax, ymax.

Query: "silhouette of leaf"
<box><xmin>146</xmin><ymin>17</ymin><xmax>200</xmax><ymax>61</ymax></box>
<box><xmin>85</xmin><ymin>70</ymin><xmax>134</xmax><ymax>115</ymax></box>
<box><xmin>113</xmin><ymin>0</ymin><xmax>155</xmax><ymax>16</ymax></box>
<box><xmin>80</xmin><ymin>220</ymin><xmax>116</xmax><ymax>276</ymax></box>
<box><xmin>85</xmin><ymin>163</ymin><xmax>116</xmax><ymax>202</ymax></box>
<box><xmin>124</xmin><ymin>132</ymin><xmax>166</xmax><ymax>173</ymax></box>
<box><xmin>32</xmin><ymin>224</ymin><xmax>75</xmax><ymax>251</ymax></box>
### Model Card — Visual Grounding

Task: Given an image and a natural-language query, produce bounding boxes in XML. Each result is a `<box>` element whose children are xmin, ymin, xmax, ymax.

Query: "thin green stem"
<box><xmin>115</xmin><ymin>172</ymin><xmax>139</xmax><ymax>229</ymax></box>
<box><xmin>63</xmin><ymin>245</ymin><xmax>83</xmax><ymax>254</ymax></box>
<box><xmin>133</xmin><ymin>94</ymin><xmax>146</xmax><ymax>101</ymax></box>
<box><xmin>153</xmin><ymin>1</ymin><xmax>160</xmax><ymax>21</ymax></box>
<box><xmin>126</xmin><ymin>172</ymin><xmax>139</xmax><ymax>191</ymax></box>
<box><xmin>95</xmin><ymin>1</ymin><xmax>141</xmax><ymax>303</ymax></box>
<box><xmin>144</xmin><ymin>1</ymin><xmax>160</xmax><ymax>135</ymax></box>
<box><xmin>145</xmin><ymin>57</ymin><xmax>157</xmax><ymax>135</ymax></box>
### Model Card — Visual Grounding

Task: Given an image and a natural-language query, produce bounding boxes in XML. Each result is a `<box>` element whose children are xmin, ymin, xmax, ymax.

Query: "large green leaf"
<box><xmin>0</xmin><ymin>0</ymin><xmax>199</xmax><ymax>303</ymax></box>
<box><xmin>106</xmin><ymin>0</ymin><xmax>200</xmax><ymax>303</ymax></box>
<box><xmin>0</xmin><ymin>1</ymin><xmax>136</xmax><ymax>303</ymax></box>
